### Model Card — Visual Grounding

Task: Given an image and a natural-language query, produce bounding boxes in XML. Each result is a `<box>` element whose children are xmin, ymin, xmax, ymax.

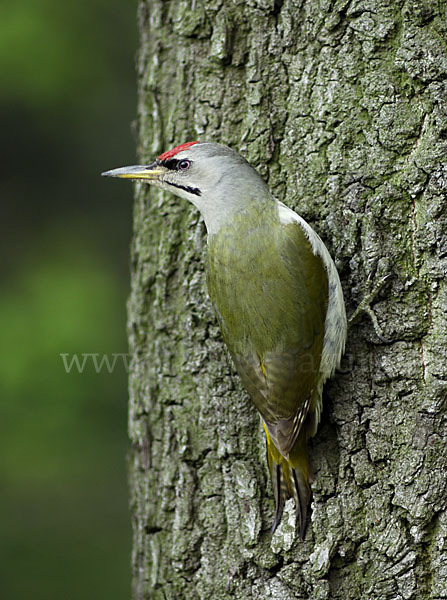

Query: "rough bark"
<box><xmin>127</xmin><ymin>1</ymin><xmax>447</xmax><ymax>598</ymax></box>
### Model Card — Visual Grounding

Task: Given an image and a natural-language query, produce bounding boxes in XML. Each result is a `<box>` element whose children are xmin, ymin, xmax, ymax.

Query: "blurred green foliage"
<box><xmin>1</xmin><ymin>0</ymin><xmax>137</xmax><ymax>598</ymax></box>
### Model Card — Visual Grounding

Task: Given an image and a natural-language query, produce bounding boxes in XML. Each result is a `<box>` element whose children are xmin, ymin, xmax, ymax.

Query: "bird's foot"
<box><xmin>349</xmin><ymin>274</ymin><xmax>391</xmax><ymax>343</ymax></box>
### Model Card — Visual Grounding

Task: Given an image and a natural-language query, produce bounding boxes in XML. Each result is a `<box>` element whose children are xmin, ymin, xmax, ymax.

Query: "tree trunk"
<box><xmin>127</xmin><ymin>1</ymin><xmax>447</xmax><ymax>598</ymax></box>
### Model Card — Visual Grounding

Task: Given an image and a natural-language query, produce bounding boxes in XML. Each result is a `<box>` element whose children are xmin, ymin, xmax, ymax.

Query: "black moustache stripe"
<box><xmin>166</xmin><ymin>181</ymin><xmax>201</xmax><ymax>196</ymax></box>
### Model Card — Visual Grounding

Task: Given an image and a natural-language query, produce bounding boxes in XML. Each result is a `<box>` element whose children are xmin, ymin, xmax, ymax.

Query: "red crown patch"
<box><xmin>157</xmin><ymin>141</ymin><xmax>199</xmax><ymax>161</ymax></box>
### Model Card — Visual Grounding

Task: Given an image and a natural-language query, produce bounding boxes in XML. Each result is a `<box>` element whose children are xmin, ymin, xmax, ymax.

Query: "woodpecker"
<box><xmin>103</xmin><ymin>141</ymin><xmax>347</xmax><ymax>538</ymax></box>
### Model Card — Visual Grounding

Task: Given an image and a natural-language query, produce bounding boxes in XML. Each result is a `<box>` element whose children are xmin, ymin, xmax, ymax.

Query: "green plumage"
<box><xmin>207</xmin><ymin>202</ymin><xmax>329</xmax><ymax>536</ymax></box>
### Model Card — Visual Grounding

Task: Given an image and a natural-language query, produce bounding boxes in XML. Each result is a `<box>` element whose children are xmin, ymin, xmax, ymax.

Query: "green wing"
<box><xmin>207</xmin><ymin>212</ymin><xmax>328</xmax><ymax>456</ymax></box>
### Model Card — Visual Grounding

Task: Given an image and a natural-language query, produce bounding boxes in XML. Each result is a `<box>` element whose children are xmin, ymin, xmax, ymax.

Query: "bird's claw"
<box><xmin>349</xmin><ymin>274</ymin><xmax>391</xmax><ymax>343</ymax></box>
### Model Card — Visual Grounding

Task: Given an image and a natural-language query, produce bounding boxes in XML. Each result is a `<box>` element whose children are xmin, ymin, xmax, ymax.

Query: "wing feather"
<box><xmin>207</xmin><ymin>209</ymin><xmax>328</xmax><ymax>457</ymax></box>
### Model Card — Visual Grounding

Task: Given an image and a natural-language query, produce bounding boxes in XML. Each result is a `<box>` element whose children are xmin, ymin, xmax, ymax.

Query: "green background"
<box><xmin>1</xmin><ymin>1</ymin><xmax>137</xmax><ymax>597</ymax></box>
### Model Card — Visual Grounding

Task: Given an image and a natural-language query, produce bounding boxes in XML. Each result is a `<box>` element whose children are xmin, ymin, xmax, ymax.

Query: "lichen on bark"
<box><xmin>127</xmin><ymin>1</ymin><xmax>447</xmax><ymax>598</ymax></box>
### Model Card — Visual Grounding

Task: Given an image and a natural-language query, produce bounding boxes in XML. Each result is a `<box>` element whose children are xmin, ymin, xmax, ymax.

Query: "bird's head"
<box><xmin>102</xmin><ymin>141</ymin><xmax>273</xmax><ymax>234</ymax></box>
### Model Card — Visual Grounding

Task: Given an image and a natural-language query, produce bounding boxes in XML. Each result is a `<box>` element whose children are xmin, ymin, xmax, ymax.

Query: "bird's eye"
<box><xmin>178</xmin><ymin>159</ymin><xmax>191</xmax><ymax>171</ymax></box>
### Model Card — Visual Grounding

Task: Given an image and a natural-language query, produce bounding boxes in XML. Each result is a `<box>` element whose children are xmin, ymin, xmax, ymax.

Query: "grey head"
<box><xmin>102</xmin><ymin>142</ymin><xmax>274</xmax><ymax>235</ymax></box>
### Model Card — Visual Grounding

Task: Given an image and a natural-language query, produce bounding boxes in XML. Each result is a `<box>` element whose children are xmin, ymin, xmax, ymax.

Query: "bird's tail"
<box><xmin>264</xmin><ymin>422</ymin><xmax>311</xmax><ymax>539</ymax></box>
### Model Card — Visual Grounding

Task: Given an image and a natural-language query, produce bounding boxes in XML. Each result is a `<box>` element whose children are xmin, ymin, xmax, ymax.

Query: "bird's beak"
<box><xmin>101</xmin><ymin>162</ymin><xmax>167</xmax><ymax>181</ymax></box>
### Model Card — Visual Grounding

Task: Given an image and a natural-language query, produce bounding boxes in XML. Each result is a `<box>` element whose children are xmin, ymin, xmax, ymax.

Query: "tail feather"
<box><xmin>290</xmin><ymin>464</ymin><xmax>311</xmax><ymax>539</ymax></box>
<box><xmin>271</xmin><ymin>463</ymin><xmax>285</xmax><ymax>532</ymax></box>
<box><xmin>264</xmin><ymin>422</ymin><xmax>311</xmax><ymax>539</ymax></box>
